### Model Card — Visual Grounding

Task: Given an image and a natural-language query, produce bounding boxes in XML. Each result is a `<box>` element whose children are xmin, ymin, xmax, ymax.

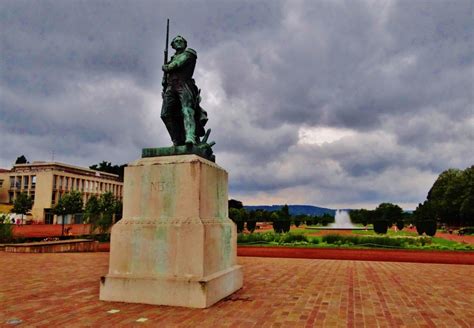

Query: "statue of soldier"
<box><xmin>161</xmin><ymin>35</ymin><xmax>208</xmax><ymax>146</ymax></box>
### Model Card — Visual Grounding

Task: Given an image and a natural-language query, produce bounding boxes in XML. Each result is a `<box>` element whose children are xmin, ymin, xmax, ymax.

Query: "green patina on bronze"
<box><xmin>152</xmin><ymin>25</ymin><xmax>215</xmax><ymax>161</ymax></box>
<box><xmin>143</xmin><ymin>130</ymin><xmax>216</xmax><ymax>162</ymax></box>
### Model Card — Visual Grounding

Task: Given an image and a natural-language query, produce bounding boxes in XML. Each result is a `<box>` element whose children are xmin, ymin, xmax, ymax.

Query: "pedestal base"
<box><xmin>100</xmin><ymin>265</ymin><xmax>242</xmax><ymax>308</ymax></box>
<box><xmin>99</xmin><ymin>155</ymin><xmax>243</xmax><ymax>308</ymax></box>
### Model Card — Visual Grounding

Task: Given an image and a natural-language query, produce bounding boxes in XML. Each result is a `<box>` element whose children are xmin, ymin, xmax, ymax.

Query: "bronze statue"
<box><xmin>142</xmin><ymin>22</ymin><xmax>215</xmax><ymax>161</ymax></box>
<box><xmin>161</xmin><ymin>35</ymin><xmax>208</xmax><ymax>147</ymax></box>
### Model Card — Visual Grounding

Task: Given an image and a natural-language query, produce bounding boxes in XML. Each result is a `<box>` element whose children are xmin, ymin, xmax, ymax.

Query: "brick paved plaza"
<box><xmin>0</xmin><ymin>252</ymin><xmax>473</xmax><ymax>327</ymax></box>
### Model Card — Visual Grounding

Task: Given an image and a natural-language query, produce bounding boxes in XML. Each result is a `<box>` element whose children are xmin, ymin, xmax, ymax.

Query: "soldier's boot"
<box><xmin>182</xmin><ymin>106</ymin><xmax>196</xmax><ymax>147</ymax></box>
<box><xmin>161</xmin><ymin>116</ymin><xmax>184</xmax><ymax>146</ymax></box>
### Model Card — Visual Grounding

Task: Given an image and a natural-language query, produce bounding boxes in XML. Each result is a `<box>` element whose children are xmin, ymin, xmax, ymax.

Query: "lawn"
<box><xmin>239</xmin><ymin>228</ymin><xmax>473</xmax><ymax>251</ymax></box>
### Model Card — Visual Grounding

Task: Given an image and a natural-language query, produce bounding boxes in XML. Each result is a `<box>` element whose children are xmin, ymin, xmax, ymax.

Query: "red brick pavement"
<box><xmin>0</xmin><ymin>253</ymin><xmax>473</xmax><ymax>327</ymax></box>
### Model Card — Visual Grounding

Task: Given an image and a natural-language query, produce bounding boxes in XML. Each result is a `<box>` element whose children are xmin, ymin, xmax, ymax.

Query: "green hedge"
<box><xmin>321</xmin><ymin>234</ymin><xmax>432</xmax><ymax>248</ymax></box>
<box><xmin>237</xmin><ymin>232</ymin><xmax>317</xmax><ymax>245</ymax></box>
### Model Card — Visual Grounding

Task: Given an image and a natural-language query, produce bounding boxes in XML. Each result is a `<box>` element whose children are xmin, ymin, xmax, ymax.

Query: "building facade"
<box><xmin>0</xmin><ymin>162</ymin><xmax>123</xmax><ymax>224</ymax></box>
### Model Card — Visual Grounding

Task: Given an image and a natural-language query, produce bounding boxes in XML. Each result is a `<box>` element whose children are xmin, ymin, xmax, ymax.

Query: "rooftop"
<box><xmin>11</xmin><ymin>161</ymin><xmax>121</xmax><ymax>181</ymax></box>
<box><xmin>1</xmin><ymin>252</ymin><xmax>472</xmax><ymax>327</ymax></box>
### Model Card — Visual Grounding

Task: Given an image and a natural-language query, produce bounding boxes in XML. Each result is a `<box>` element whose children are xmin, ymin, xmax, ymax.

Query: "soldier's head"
<box><xmin>171</xmin><ymin>35</ymin><xmax>187</xmax><ymax>51</ymax></box>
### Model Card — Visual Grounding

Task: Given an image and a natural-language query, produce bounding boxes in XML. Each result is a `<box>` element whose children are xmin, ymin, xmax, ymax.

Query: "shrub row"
<box><xmin>322</xmin><ymin>234</ymin><xmax>432</xmax><ymax>248</ymax></box>
<box><xmin>237</xmin><ymin>232</ymin><xmax>318</xmax><ymax>245</ymax></box>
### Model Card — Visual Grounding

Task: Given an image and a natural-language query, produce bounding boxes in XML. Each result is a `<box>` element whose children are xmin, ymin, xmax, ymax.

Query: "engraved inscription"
<box><xmin>150</xmin><ymin>181</ymin><xmax>166</xmax><ymax>191</ymax></box>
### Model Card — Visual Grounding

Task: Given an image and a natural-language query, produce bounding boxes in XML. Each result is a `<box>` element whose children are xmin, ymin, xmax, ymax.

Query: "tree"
<box><xmin>228</xmin><ymin>199</ymin><xmax>243</xmax><ymax>210</ymax></box>
<box><xmin>11</xmin><ymin>192</ymin><xmax>33</xmax><ymax>223</ymax></box>
<box><xmin>229</xmin><ymin>207</ymin><xmax>244</xmax><ymax>233</ymax></box>
<box><xmin>320</xmin><ymin>213</ymin><xmax>335</xmax><ymax>226</ymax></box>
<box><xmin>278</xmin><ymin>205</ymin><xmax>291</xmax><ymax>232</ymax></box>
<box><xmin>371</xmin><ymin>203</ymin><xmax>404</xmax><ymax>234</ymax></box>
<box><xmin>424</xmin><ymin>167</ymin><xmax>473</xmax><ymax>226</ymax></box>
<box><xmin>84</xmin><ymin>192</ymin><xmax>121</xmax><ymax>234</ymax></box>
<box><xmin>459</xmin><ymin>166</ymin><xmax>474</xmax><ymax>226</ymax></box>
<box><xmin>53</xmin><ymin>191</ymin><xmax>83</xmax><ymax>236</ymax></box>
<box><xmin>90</xmin><ymin>161</ymin><xmax>126</xmax><ymax>180</ymax></box>
<box><xmin>414</xmin><ymin>201</ymin><xmax>437</xmax><ymax>236</ymax></box>
<box><xmin>294</xmin><ymin>214</ymin><xmax>305</xmax><ymax>227</ymax></box>
<box><xmin>350</xmin><ymin>209</ymin><xmax>373</xmax><ymax>226</ymax></box>
<box><xmin>375</xmin><ymin>203</ymin><xmax>403</xmax><ymax>224</ymax></box>
<box><xmin>0</xmin><ymin>214</ymin><xmax>13</xmax><ymax>243</ymax></box>
<box><xmin>15</xmin><ymin>155</ymin><xmax>28</xmax><ymax>164</ymax></box>
<box><xmin>373</xmin><ymin>203</ymin><xmax>403</xmax><ymax>234</ymax></box>
<box><xmin>114</xmin><ymin>199</ymin><xmax>123</xmax><ymax>222</ymax></box>
<box><xmin>84</xmin><ymin>195</ymin><xmax>101</xmax><ymax>226</ymax></box>
<box><xmin>270</xmin><ymin>212</ymin><xmax>282</xmax><ymax>233</ymax></box>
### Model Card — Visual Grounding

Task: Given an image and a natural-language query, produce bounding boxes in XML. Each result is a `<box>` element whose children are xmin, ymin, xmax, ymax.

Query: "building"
<box><xmin>0</xmin><ymin>162</ymin><xmax>123</xmax><ymax>224</ymax></box>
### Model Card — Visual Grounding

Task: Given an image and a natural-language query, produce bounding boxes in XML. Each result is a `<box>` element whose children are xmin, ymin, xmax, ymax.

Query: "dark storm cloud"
<box><xmin>1</xmin><ymin>0</ymin><xmax>472</xmax><ymax>208</ymax></box>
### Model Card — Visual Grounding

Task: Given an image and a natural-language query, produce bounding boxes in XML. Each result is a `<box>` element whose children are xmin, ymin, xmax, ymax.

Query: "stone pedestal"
<box><xmin>99</xmin><ymin>155</ymin><xmax>243</xmax><ymax>308</ymax></box>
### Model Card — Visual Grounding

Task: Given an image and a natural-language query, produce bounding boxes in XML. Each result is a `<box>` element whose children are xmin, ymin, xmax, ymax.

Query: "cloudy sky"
<box><xmin>1</xmin><ymin>0</ymin><xmax>473</xmax><ymax>210</ymax></box>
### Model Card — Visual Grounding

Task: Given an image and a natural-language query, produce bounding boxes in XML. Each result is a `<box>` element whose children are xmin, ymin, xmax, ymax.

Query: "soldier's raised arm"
<box><xmin>163</xmin><ymin>49</ymin><xmax>196</xmax><ymax>72</ymax></box>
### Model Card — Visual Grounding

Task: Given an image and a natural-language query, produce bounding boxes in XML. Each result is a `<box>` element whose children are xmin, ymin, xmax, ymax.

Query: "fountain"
<box><xmin>307</xmin><ymin>210</ymin><xmax>371</xmax><ymax>230</ymax></box>
<box><xmin>330</xmin><ymin>210</ymin><xmax>356</xmax><ymax>229</ymax></box>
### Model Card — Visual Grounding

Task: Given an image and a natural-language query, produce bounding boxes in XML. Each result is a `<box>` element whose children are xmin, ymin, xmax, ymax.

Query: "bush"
<box><xmin>278</xmin><ymin>233</ymin><xmax>308</xmax><ymax>244</ymax></box>
<box><xmin>237</xmin><ymin>232</ymin><xmax>309</xmax><ymax>245</ymax></box>
<box><xmin>321</xmin><ymin>234</ymin><xmax>432</xmax><ymax>248</ymax></box>
<box><xmin>415</xmin><ymin>220</ymin><xmax>437</xmax><ymax>236</ymax></box>
<box><xmin>458</xmin><ymin>227</ymin><xmax>474</xmax><ymax>235</ymax></box>
<box><xmin>0</xmin><ymin>215</ymin><xmax>13</xmax><ymax>243</ymax></box>
<box><xmin>237</xmin><ymin>232</ymin><xmax>277</xmax><ymax>244</ymax></box>
<box><xmin>236</xmin><ymin>221</ymin><xmax>244</xmax><ymax>233</ymax></box>
<box><xmin>246</xmin><ymin>220</ymin><xmax>256</xmax><ymax>233</ymax></box>
<box><xmin>424</xmin><ymin>220</ymin><xmax>437</xmax><ymax>237</ymax></box>
<box><xmin>416</xmin><ymin>221</ymin><xmax>425</xmax><ymax>235</ymax></box>
<box><xmin>373</xmin><ymin>220</ymin><xmax>389</xmax><ymax>234</ymax></box>
<box><xmin>396</xmin><ymin>220</ymin><xmax>404</xmax><ymax>231</ymax></box>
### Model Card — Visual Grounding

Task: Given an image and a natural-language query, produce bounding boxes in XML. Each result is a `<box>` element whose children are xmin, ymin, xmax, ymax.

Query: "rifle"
<box><xmin>162</xmin><ymin>18</ymin><xmax>170</xmax><ymax>95</ymax></box>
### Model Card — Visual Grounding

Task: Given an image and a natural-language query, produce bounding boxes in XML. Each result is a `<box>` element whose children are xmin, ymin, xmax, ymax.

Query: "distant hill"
<box><xmin>244</xmin><ymin>205</ymin><xmax>336</xmax><ymax>216</ymax></box>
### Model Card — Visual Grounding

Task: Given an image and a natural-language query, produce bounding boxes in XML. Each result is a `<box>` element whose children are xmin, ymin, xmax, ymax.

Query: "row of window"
<box><xmin>51</xmin><ymin>191</ymin><xmax>116</xmax><ymax>206</ymax></box>
<box><xmin>8</xmin><ymin>191</ymin><xmax>35</xmax><ymax>204</ymax></box>
<box><xmin>52</xmin><ymin>175</ymin><xmax>122</xmax><ymax>196</ymax></box>
<box><xmin>9</xmin><ymin>175</ymin><xmax>36</xmax><ymax>189</ymax></box>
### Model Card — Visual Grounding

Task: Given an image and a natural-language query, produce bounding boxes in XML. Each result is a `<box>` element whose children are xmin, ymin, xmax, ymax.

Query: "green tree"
<box><xmin>92</xmin><ymin>192</ymin><xmax>121</xmax><ymax>234</ymax></box>
<box><xmin>459</xmin><ymin>166</ymin><xmax>474</xmax><ymax>226</ymax></box>
<box><xmin>350</xmin><ymin>209</ymin><xmax>373</xmax><ymax>226</ymax></box>
<box><xmin>53</xmin><ymin>191</ymin><xmax>83</xmax><ymax>236</ymax></box>
<box><xmin>0</xmin><ymin>214</ymin><xmax>13</xmax><ymax>243</ymax></box>
<box><xmin>15</xmin><ymin>155</ymin><xmax>28</xmax><ymax>164</ymax></box>
<box><xmin>114</xmin><ymin>199</ymin><xmax>123</xmax><ymax>222</ymax></box>
<box><xmin>320</xmin><ymin>213</ymin><xmax>335</xmax><ymax>226</ymax></box>
<box><xmin>228</xmin><ymin>199</ymin><xmax>243</xmax><ymax>210</ymax></box>
<box><xmin>90</xmin><ymin>161</ymin><xmax>126</xmax><ymax>180</ymax></box>
<box><xmin>414</xmin><ymin>201</ymin><xmax>437</xmax><ymax>236</ymax></box>
<box><xmin>270</xmin><ymin>212</ymin><xmax>282</xmax><ymax>233</ymax></box>
<box><xmin>417</xmin><ymin>166</ymin><xmax>474</xmax><ymax>227</ymax></box>
<box><xmin>229</xmin><ymin>207</ymin><xmax>244</xmax><ymax>233</ymax></box>
<box><xmin>375</xmin><ymin>203</ymin><xmax>403</xmax><ymax>224</ymax></box>
<box><xmin>294</xmin><ymin>214</ymin><xmax>305</xmax><ymax>227</ymax></box>
<box><xmin>279</xmin><ymin>204</ymin><xmax>291</xmax><ymax>232</ymax></box>
<box><xmin>426</xmin><ymin>168</ymin><xmax>464</xmax><ymax>226</ymax></box>
<box><xmin>11</xmin><ymin>192</ymin><xmax>33</xmax><ymax>223</ymax></box>
<box><xmin>372</xmin><ymin>203</ymin><xmax>402</xmax><ymax>234</ymax></box>
<box><xmin>84</xmin><ymin>195</ymin><xmax>101</xmax><ymax>226</ymax></box>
